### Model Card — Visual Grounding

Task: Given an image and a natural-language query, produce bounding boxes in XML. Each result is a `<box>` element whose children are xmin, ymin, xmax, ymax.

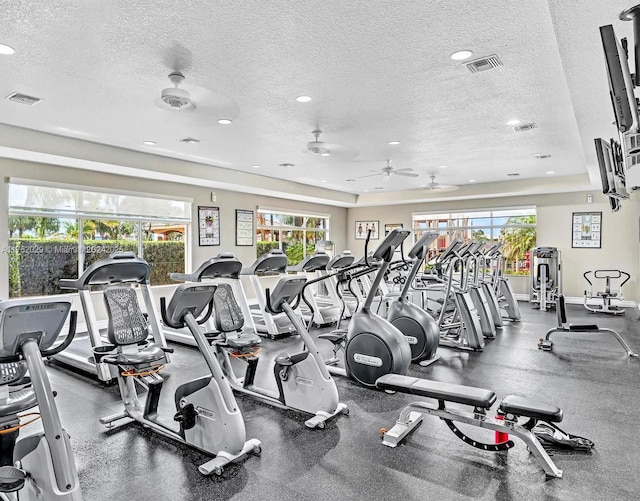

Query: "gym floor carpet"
<box><xmin>45</xmin><ymin>302</ymin><xmax>640</xmax><ymax>500</ymax></box>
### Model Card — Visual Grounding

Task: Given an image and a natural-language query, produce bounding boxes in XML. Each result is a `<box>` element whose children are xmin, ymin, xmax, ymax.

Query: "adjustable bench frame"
<box><xmin>538</xmin><ymin>295</ymin><xmax>638</xmax><ymax>357</ymax></box>
<box><xmin>376</xmin><ymin>374</ymin><xmax>564</xmax><ymax>478</ymax></box>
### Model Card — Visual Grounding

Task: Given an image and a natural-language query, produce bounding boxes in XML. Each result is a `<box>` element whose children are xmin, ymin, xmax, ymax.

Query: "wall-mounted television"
<box><xmin>600</xmin><ymin>24</ymin><xmax>639</xmax><ymax>134</ymax></box>
<box><xmin>594</xmin><ymin>137</ymin><xmax>629</xmax><ymax>199</ymax></box>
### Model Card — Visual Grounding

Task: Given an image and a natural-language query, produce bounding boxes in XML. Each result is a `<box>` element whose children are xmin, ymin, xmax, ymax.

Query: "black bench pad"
<box><xmin>500</xmin><ymin>395</ymin><xmax>563</xmax><ymax>423</ymax></box>
<box><xmin>569</xmin><ymin>324</ymin><xmax>599</xmax><ymax>332</ymax></box>
<box><xmin>376</xmin><ymin>374</ymin><xmax>496</xmax><ymax>408</ymax></box>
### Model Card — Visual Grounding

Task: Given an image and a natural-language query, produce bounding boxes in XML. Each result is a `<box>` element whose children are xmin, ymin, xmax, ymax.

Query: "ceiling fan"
<box><xmin>155</xmin><ymin>68</ymin><xmax>240</xmax><ymax>121</ymax></box>
<box><xmin>305</xmin><ymin>130</ymin><xmax>358</xmax><ymax>159</ymax></box>
<box><xmin>358</xmin><ymin>160</ymin><xmax>419</xmax><ymax>179</ymax></box>
<box><xmin>424</xmin><ymin>174</ymin><xmax>459</xmax><ymax>192</ymax></box>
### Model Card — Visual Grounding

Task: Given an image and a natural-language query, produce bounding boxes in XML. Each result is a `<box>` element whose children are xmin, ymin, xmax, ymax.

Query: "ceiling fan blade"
<box><xmin>394</xmin><ymin>168</ymin><xmax>414</xmax><ymax>173</ymax></box>
<box><xmin>395</xmin><ymin>171</ymin><xmax>419</xmax><ymax>177</ymax></box>
<box><xmin>357</xmin><ymin>173</ymin><xmax>381</xmax><ymax>179</ymax></box>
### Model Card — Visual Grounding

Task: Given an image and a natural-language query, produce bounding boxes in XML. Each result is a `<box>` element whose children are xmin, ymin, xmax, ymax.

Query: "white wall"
<box><xmin>347</xmin><ymin>191</ymin><xmax>640</xmax><ymax>301</ymax></box>
<box><xmin>1</xmin><ymin>158</ymin><xmax>348</xmax><ymax>298</ymax></box>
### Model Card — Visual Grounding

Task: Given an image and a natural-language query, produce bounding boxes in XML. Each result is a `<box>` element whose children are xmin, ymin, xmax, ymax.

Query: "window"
<box><xmin>8</xmin><ymin>181</ymin><xmax>191</xmax><ymax>297</ymax></box>
<box><xmin>412</xmin><ymin>207</ymin><xmax>536</xmax><ymax>273</ymax></box>
<box><xmin>256</xmin><ymin>208</ymin><xmax>330</xmax><ymax>265</ymax></box>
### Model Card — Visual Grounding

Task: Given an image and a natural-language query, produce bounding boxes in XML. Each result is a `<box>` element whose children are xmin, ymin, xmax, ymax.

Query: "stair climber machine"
<box><xmin>288</xmin><ymin>251</ymin><xmax>342</xmax><ymax>327</ymax></box>
<box><xmin>241</xmin><ymin>250</ymin><xmax>301</xmax><ymax>339</ymax></box>
<box><xmin>413</xmin><ymin>239</ymin><xmax>485</xmax><ymax>351</ymax></box>
<box><xmin>0</xmin><ymin>298</ymin><xmax>82</xmax><ymax>500</ymax></box>
<box><xmin>93</xmin><ymin>282</ymin><xmax>261</xmax><ymax>476</ymax></box>
<box><xmin>165</xmin><ymin>253</ymin><xmax>258</xmax><ymax>346</ymax></box>
<box><xmin>385</xmin><ymin>231</ymin><xmax>441</xmax><ymax>367</ymax></box>
<box><xmin>55</xmin><ymin>252</ymin><xmax>169</xmax><ymax>383</ymax></box>
<box><xmin>530</xmin><ymin>247</ymin><xmax>561</xmax><ymax>312</ymax></box>
<box><xmin>464</xmin><ymin>241</ymin><xmax>497</xmax><ymax>339</ymax></box>
<box><xmin>583</xmin><ymin>269</ymin><xmax>630</xmax><ymax>315</ymax></box>
<box><xmin>485</xmin><ymin>242</ymin><xmax>521</xmax><ymax>321</ymax></box>
<box><xmin>316</xmin><ymin>229</ymin><xmax>413</xmax><ymax>387</ymax></box>
<box><xmin>474</xmin><ymin>243</ymin><xmax>504</xmax><ymax>329</ymax></box>
<box><xmin>195</xmin><ymin>273</ymin><xmax>348</xmax><ymax>429</ymax></box>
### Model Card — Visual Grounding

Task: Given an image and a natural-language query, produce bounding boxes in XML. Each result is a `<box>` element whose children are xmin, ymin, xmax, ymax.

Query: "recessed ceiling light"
<box><xmin>296</xmin><ymin>95</ymin><xmax>312</xmax><ymax>103</ymax></box>
<box><xmin>439</xmin><ymin>165</ymin><xmax>448</xmax><ymax>169</ymax></box>
<box><xmin>0</xmin><ymin>44</ymin><xmax>15</xmax><ymax>55</ymax></box>
<box><xmin>388</xmin><ymin>141</ymin><xmax>400</xmax><ymax>145</ymax></box>
<box><xmin>419</xmin><ymin>184</ymin><xmax>426</xmax><ymax>187</ymax></box>
<box><xmin>546</xmin><ymin>171</ymin><xmax>555</xmax><ymax>175</ymax></box>
<box><xmin>143</xmin><ymin>140</ymin><xmax>156</xmax><ymax>145</ymax></box>
<box><xmin>252</xmin><ymin>165</ymin><xmax>261</xmax><ymax>169</ymax></box>
<box><xmin>469</xmin><ymin>179</ymin><xmax>476</xmax><ymax>183</ymax></box>
<box><xmin>321</xmin><ymin>180</ymin><xmax>327</xmax><ymax>183</ymax></box>
<box><xmin>450</xmin><ymin>50</ymin><xmax>473</xmax><ymax>61</ymax></box>
<box><xmin>217</xmin><ymin>119</ymin><xmax>232</xmax><ymax>125</ymax></box>
<box><xmin>506</xmin><ymin>119</ymin><xmax>521</xmax><ymax>126</ymax></box>
<box><xmin>363</xmin><ymin>189</ymin><xmax>370</xmax><ymax>192</ymax></box>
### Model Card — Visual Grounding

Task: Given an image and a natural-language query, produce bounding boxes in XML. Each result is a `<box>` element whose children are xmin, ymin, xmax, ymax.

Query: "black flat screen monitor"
<box><xmin>594</xmin><ymin>137</ymin><xmax>629</xmax><ymax>199</ymax></box>
<box><xmin>600</xmin><ymin>24</ymin><xmax>639</xmax><ymax>134</ymax></box>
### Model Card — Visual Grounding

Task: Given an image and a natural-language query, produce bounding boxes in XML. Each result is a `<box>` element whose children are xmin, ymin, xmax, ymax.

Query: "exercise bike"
<box><xmin>196</xmin><ymin>271</ymin><xmax>348</xmax><ymax>429</ymax></box>
<box><xmin>94</xmin><ymin>282</ymin><xmax>261</xmax><ymax>476</ymax></box>
<box><xmin>0</xmin><ymin>298</ymin><xmax>81</xmax><ymax>500</ymax></box>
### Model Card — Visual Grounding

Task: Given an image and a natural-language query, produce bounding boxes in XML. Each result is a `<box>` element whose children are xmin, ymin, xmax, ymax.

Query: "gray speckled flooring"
<box><xmin>43</xmin><ymin>302</ymin><xmax>640</xmax><ymax>500</ymax></box>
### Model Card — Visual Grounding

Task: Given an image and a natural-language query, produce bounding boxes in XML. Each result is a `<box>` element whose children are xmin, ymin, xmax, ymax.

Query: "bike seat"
<box><xmin>0</xmin><ymin>388</ymin><xmax>37</xmax><ymax>417</ymax></box>
<box><xmin>100</xmin><ymin>343</ymin><xmax>166</xmax><ymax>366</ymax></box>
<box><xmin>225</xmin><ymin>332</ymin><xmax>261</xmax><ymax>350</ymax></box>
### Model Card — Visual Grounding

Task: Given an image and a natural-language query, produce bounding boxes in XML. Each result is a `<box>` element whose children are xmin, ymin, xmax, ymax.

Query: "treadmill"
<box><xmin>241</xmin><ymin>249</ymin><xmax>301</xmax><ymax>338</ymax></box>
<box><xmin>289</xmin><ymin>251</ymin><xmax>341</xmax><ymax>327</ymax></box>
<box><xmin>164</xmin><ymin>252</ymin><xmax>258</xmax><ymax>346</ymax></box>
<box><xmin>53</xmin><ymin>251</ymin><xmax>169</xmax><ymax>382</ymax></box>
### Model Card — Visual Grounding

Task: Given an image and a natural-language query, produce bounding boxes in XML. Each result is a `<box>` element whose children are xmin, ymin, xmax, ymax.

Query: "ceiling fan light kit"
<box><xmin>160</xmin><ymin>71</ymin><xmax>195</xmax><ymax>111</ymax></box>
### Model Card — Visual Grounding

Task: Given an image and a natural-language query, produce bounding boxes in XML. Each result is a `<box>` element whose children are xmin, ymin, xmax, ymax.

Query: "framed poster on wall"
<box><xmin>236</xmin><ymin>209</ymin><xmax>254</xmax><ymax>246</ymax></box>
<box><xmin>355</xmin><ymin>220</ymin><xmax>379</xmax><ymax>240</ymax></box>
<box><xmin>384</xmin><ymin>223</ymin><xmax>403</xmax><ymax>236</ymax></box>
<box><xmin>198</xmin><ymin>206</ymin><xmax>220</xmax><ymax>246</ymax></box>
<box><xmin>571</xmin><ymin>212</ymin><xmax>601</xmax><ymax>248</ymax></box>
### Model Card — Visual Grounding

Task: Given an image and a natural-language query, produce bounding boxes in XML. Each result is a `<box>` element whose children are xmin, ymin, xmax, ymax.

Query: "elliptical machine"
<box><xmin>0</xmin><ymin>298</ymin><xmax>81</xmax><ymax>500</ymax></box>
<box><xmin>319</xmin><ymin>229</ymin><xmax>413</xmax><ymax>387</ymax></box>
<box><xmin>386</xmin><ymin>231</ymin><xmax>441</xmax><ymax>366</ymax></box>
<box><xmin>94</xmin><ymin>282</ymin><xmax>261</xmax><ymax>476</ymax></box>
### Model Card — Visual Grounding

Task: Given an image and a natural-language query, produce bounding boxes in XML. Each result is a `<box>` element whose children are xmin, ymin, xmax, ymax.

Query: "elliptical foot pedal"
<box><xmin>318</xmin><ymin>330</ymin><xmax>347</xmax><ymax>345</ymax></box>
<box><xmin>537</xmin><ymin>338</ymin><xmax>553</xmax><ymax>351</ymax></box>
<box><xmin>0</xmin><ymin>466</ymin><xmax>26</xmax><ymax>493</ymax></box>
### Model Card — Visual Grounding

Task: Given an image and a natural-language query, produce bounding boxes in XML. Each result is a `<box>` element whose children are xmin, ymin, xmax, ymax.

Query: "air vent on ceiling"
<box><xmin>5</xmin><ymin>92</ymin><xmax>43</xmax><ymax>105</ymax></box>
<box><xmin>465</xmin><ymin>55</ymin><xmax>503</xmax><ymax>73</ymax></box>
<box><xmin>513</xmin><ymin>122</ymin><xmax>537</xmax><ymax>132</ymax></box>
<box><xmin>507</xmin><ymin>173</ymin><xmax>520</xmax><ymax>177</ymax></box>
<box><xmin>534</xmin><ymin>154</ymin><xmax>552</xmax><ymax>159</ymax></box>
<box><xmin>178</xmin><ymin>137</ymin><xmax>200</xmax><ymax>144</ymax></box>
<box><xmin>279</xmin><ymin>163</ymin><xmax>295</xmax><ymax>168</ymax></box>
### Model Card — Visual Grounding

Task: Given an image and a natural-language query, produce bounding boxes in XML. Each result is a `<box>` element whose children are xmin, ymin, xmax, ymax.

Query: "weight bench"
<box><xmin>376</xmin><ymin>374</ymin><xmax>565</xmax><ymax>478</ymax></box>
<box><xmin>538</xmin><ymin>295</ymin><xmax>638</xmax><ymax>357</ymax></box>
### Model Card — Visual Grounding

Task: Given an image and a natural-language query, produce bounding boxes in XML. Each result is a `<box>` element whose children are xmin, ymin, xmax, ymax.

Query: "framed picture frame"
<box><xmin>235</xmin><ymin>209</ymin><xmax>254</xmax><ymax>246</ymax></box>
<box><xmin>355</xmin><ymin>220</ymin><xmax>380</xmax><ymax>240</ymax></box>
<box><xmin>571</xmin><ymin>212</ymin><xmax>602</xmax><ymax>248</ymax></box>
<box><xmin>198</xmin><ymin>206</ymin><xmax>220</xmax><ymax>246</ymax></box>
<box><xmin>384</xmin><ymin>223</ymin><xmax>404</xmax><ymax>236</ymax></box>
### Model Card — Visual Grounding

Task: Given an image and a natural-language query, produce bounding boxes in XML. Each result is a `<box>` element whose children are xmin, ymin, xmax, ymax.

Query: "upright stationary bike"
<box><xmin>94</xmin><ymin>282</ymin><xmax>261</xmax><ymax>476</ymax></box>
<box><xmin>0</xmin><ymin>298</ymin><xmax>81</xmax><ymax>500</ymax></box>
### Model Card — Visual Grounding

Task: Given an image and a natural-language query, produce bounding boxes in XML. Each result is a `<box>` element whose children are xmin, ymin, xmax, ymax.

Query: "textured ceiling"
<box><xmin>0</xmin><ymin>0</ymin><xmax>634</xmax><ymax>202</ymax></box>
